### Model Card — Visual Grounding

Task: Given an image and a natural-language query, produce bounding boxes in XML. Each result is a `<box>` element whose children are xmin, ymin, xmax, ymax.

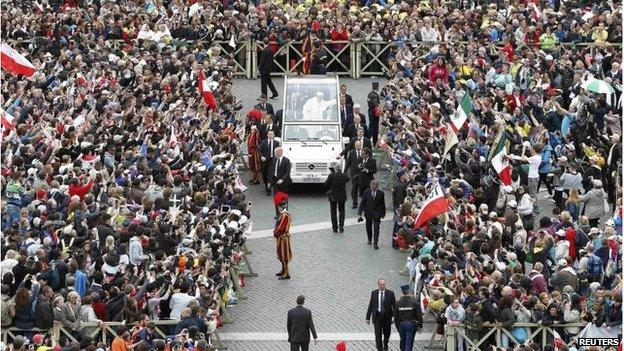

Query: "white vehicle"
<box><xmin>280</xmin><ymin>76</ymin><xmax>347</xmax><ymax>183</ymax></box>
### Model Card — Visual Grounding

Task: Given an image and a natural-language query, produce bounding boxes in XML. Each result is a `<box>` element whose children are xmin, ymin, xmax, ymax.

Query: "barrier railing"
<box><xmin>442</xmin><ymin>322</ymin><xmax>587</xmax><ymax>351</ymax></box>
<box><xmin>252</xmin><ymin>40</ymin><xmax>354</xmax><ymax>78</ymax></box>
<box><xmin>1</xmin><ymin>320</ymin><xmax>227</xmax><ymax>349</ymax></box>
<box><xmin>4</xmin><ymin>38</ymin><xmax>620</xmax><ymax>80</ymax></box>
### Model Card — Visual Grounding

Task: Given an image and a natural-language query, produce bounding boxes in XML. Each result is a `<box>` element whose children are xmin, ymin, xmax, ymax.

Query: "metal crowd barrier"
<box><xmin>4</xmin><ymin>38</ymin><xmax>620</xmax><ymax>80</ymax></box>
<box><xmin>441</xmin><ymin>322</ymin><xmax>587</xmax><ymax>351</ymax></box>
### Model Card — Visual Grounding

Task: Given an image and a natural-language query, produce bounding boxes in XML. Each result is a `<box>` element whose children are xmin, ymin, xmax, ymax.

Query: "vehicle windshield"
<box><xmin>284</xmin><ymin>79</ymin><xmax>339</xmax><ymax>122</ymax></box>
<box><xmin>283</xmin><ymin>124</ymin><xmax>340</xmax><ymax>142</ymax></box>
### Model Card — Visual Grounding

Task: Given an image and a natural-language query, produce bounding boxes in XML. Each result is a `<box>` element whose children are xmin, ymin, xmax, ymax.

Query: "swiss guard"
<box><xmin>273</xmin><ymin>192</ymin><xmax>292</xmax><ymax>280</ymax></box>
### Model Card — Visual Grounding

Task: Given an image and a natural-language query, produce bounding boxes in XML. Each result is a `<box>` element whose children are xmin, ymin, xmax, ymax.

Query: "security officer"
<box><xmin>394</xmin><ymin>284</ymin><xmax>422</xmax><ymax>351</ymax></box>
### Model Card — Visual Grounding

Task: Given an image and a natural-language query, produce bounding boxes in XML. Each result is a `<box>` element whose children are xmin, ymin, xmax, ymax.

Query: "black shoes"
<box><xmin>270</xmin><ymin>94</ymin><xmax>278</xmax><ymax>99</ymax></box>
<box><xmin>374</xmin><ymin>245</ymin><xmax>379</xmax><ymax>249</ymax></box>
<box><xmin>339</xmin><ymin>227</ymin><xmax>344</xmax><ymax>233</ymax></box>
<box><xmin>265</xmin><ymin>190</ymin><xmax>271</xmax><ymax>196</ymax></box>
<box><xmin>332</xmin><ymin>228</ymin><xmax>338</xmax><ymax>233</ymax></box>
<box><xmin>367</xmin><ymin>241</ymin><xmax>372</xmax><ymax>245</ymax></box>
<box><xmin>278</xmin><ymin>275</ymin><xmax>290</xmax><ymax>280</ymax></box>
<box><xmin>276</xmin><ymin>272</ymin><xmax>284</xmax><ymax>276</ymax></box>
<box><xmin>351</xmin><ymin>203</ymin><xmax>358</xmax><ymax>209</ymax></box>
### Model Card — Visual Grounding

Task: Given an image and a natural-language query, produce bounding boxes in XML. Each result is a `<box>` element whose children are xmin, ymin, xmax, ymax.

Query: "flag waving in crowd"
<box><xmin>198</xmin><ymin>70</ymin><xmax>218</xmax><ymax>110</ymax></box>
<box><xmin>414</xmin><ymin>183</ymin><xmax>449</xmax><ymax>229</ymax></box>
<box><xmin>489</xmin><ymin>130</ymin><xmax>512</xmax><ymax>185</ymax></box>
<box><xmin>0</xmin><ymin>43</ymin><xmax>36</xmax><ymax>77</ymax></box>
<box><xmin>450</xmin><ymin>92</ymin><xmax>472</xmax><ymax>133</ymax></box>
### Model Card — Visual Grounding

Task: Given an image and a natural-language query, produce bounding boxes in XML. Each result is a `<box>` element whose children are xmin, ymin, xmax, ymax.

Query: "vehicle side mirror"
<box><xmin>342</xmin><ymin>137</ymin><xmax>350</xmax><ymax>145</ymax></box>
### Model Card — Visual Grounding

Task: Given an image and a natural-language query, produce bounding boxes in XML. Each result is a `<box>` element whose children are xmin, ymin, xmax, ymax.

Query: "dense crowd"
<box><xmin>1</xmin><ymin>1</ymin><xmax>255</xmax><ymax>351</ymax></box>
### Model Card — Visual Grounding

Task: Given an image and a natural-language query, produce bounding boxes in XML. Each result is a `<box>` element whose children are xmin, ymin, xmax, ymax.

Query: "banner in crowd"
<box><xmin>1</xmin><ymin>43</ymin><xmax>36</xmax><ymax>77</ymax></box>
<box><xmin>414</xmin><ymin>183</ymin><xmax>448</xmax><ymax>228</ymax></box>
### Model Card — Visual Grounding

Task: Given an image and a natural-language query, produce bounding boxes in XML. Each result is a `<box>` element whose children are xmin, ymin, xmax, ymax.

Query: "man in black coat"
<box><xmin>255</xmin><ymin>95</ymin><xmax>276</xmax><ymax>119</ymax></box>
<box><xmin>259</xmin><ymin>131</ymin><xmax>280</xmax><ymax>196</ymax></box>
<box><xmin>324</xmin><ymin>163</ymin><xmax>349</xmax><ymax>233</ymax></box>
<box><xmin>366</xmin><ymin>279</ymin><xmax>396</xmax><ymax>351</ymax></box>
<box><xmin>357</xmin><ymin>148</ymin><xmax>377</xmax><ymax>195</ymax></box>
<box><xmin>259</xmin><ymin>38</ymin><xmax>279</xmax><ymax>98</ymax></box>
<box><xmin>342</xmin><ymin>127</ymin><xmax>373</xmax><ymax>156</ymax></box>
<box><xmin>269</xmin><ymin>147</ymin><xmax>292</xmax><ymax>216</ymax></box>
<box><xmin>287</xmin><ymin>295</ymin><xmax>318</xmax><ymax>351</ymax></box>
<box><xmin>343</xmin><ymin>140</ymin><xmax>364</xmax><ymax>208</ymax></box>
<box><xmin>358</xmin><ymin>180</ymin><xmax>385</xmax><ymax>249</ymax></box>
<box><xmin>258</xmin><ymin>114</ymin><xmax>279</xmax><ymax>139</ymax></box>
<box><xmin>343</xmin><ymin>114</ymin><xmax>368</xmax><ymax>139</ymax></box>
<box><xmin>34</xmin><ymin>286</ymin><xmax>55</xmax><ymax>330</ymax></box>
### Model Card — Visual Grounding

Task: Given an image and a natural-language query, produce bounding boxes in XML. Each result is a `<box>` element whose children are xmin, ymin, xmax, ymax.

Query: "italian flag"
<box><xmin>450</xmin><ymin>92</ymin><xmax>472</xmax><ymax>133</ymax></box>
<box><xmin>0</xmin><ymin>108</ymin><xmax>15</xmax><ymax>130</ymax></box>
<box><xmin>489</xmin><ymin>130</ymin><xmax>512</xmax><ymax>185</ymax></box>
<box><xmin>1</xmin><ymin>43</ymin><xmax>36</xmax><ymax>77</ymax></box>
<box><xmin>414</xmin><ymin>183</ymin><xmax>449</xmax><ymax>229</ymax></box>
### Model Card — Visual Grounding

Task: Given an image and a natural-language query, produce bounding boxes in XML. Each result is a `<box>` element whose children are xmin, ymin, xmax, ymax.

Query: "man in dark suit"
<box><xmin>352</xmin><ymin>103</ymin><xmax>367</xmax><ymax>126</ymax></box>
<box><xmin>269</xmin><ymin>147</ymin><xmax>292</xmax><ymax>217</ymax></box>
<box><xmin>259</xmin><ymin>39</ymin><xmax>278</xmax><ymax>99</ymax></box>
<box><xmin>358</xmin><ymin>179</ymin><xmax>385</xmax><ymax>249</ymax></box>
<box><xmin>605</xmin><ymin>133</ymin><xmax>621</xmax><ymax>210</ymax></box>
<box><xmin>259</xmin><ymin>130</ymin><xmax>280</xmax><ymax>196</ymax></box>
<box><xmin>254</xmin><ymin>94</ymin><xmax>276</xmax><ymax>118</ymax></box>
<box><xmin>344</xmin><ymin>114</ymin><xmax>368</xmax><ymax>139</ymax></box>
<box><xmin>324</xmin><ymin>162</ymin><xmax>349</xmax><ymax>233</ymax></box>
<box><xmin>340</xmin><ymin>127</ymin><xmax>372</xmax><ymax>157</ymax></box>
<box><xmin>344</xmin><ymin>140</ymin><xmax>363</xmax><ymax>208</ymax></box>
<box><xmin>259</xmin><ymin>114</ymin><xmax>279</xmax><ymax>140</ymax></box>
<box><xmin>287</xmin><ymin>295</ymin><xmax>318</xmax><ymax>351</ymax></box>
<box><xmin>357</xmin><ymin>148</ymin><xmax>377</xmax><ymax>196</ymax></box>
<box><xmin>366</xmin><ymin>279</ymin><xmax>396</xmax><ymax>351</ymax></box>
<box><xmin>339</xmin><ymin>95</ymin><xmax>353</xmax><ymax>131</ymax></box>
<box><xmin>340</xmin><ymin>84</ymin><xmax>354</xmax><ymax>108</ymax></box>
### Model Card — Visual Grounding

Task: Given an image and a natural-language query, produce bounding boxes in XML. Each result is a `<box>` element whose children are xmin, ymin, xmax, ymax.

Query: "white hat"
<box><xmin>593</xmin><ymin>179</ymin><xmax>603</xmax><ymax>188</ymax></box>
<box><xmin>227</xmin><ymin>221</ymin><xmax>239</xmax><ymax>229</ymax></box>
<box><xmin>557</xmin><ymin>259</ymin><xmax>568</xmax><ymax>267</ymax></box>
<box><xmin>479</xmin><ymin>204</ymin><xmax>489</xmax><ymax>214</ymax></box>
<box><xmin>239</xmin><ymin>215</ymin><xmax>248</xmax><ymax>225</ymax></box>
<box><xmin>606</xmin><ymin>219</ymin><xmax>615</xmax><ymax>227</ymax></box>
<box><xmin>231</xmin><ymin>209</ymin><xmax>242</xmax><ymax>217</ymax></box>
<box><xmin>503</xmin><ymin>185</ymin><xmax>513</xmax><ymax>193</ymax></box>
<box><xmin>508</xmin><ymin>200</ymin><xmax>517</xmax><ymax>208</ymax></box>
<box><xmin>558</xmin><ymin>156</ymin><xmax>568</xmax><ymax>162</ymax></box>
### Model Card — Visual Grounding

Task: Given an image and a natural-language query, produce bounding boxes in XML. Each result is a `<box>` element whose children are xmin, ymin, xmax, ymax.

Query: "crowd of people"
<box><xmin>0</xmin><ymin>1</ymin><xmax>259</xmax><ymax>350</ymax></box>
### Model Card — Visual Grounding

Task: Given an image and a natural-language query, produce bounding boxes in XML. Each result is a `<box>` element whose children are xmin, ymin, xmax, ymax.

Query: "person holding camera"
<box><xmin>394</xmin><ymin>284</ymin><xmax>422</xmax><ymax>351</ymax></box>
<box><xmin>357</xmin><ymin>147</ymin><xmax>377</xmax><ymax>197</ymax></box>
<box><xmin>324</xmin><ymin>162</ymin><xmax>349</xmax><ymax>233</ymax></box>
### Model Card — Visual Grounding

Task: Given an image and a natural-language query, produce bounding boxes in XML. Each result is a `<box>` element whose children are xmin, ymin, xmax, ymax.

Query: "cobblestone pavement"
<box><xmin>223</xmin><ymin>77</ymin><xmax>564</xmax><ymax>350</ymax></box>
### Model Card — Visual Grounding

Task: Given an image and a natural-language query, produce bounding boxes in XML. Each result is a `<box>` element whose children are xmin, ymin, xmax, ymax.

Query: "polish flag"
<box><xmin>1</xmin><ymin>44</ymin><xmax>37</xmax><ymax>77</ymax></box>
<box><xmin>197</xmin><ymin>71</ymin><xmax>217</xmax><ymax>110</ymax></box>
<box><xmin>0</xmin><ymin>108</ymin><xmax>16</xmax><ymax>130</ymax></box>
<box><xmin>414</xmin><ymin>183</ymin><xmax>449</xmax><ymax>228</ymax></box>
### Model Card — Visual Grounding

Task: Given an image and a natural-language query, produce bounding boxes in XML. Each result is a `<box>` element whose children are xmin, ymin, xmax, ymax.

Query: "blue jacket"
<box><xmin>75</xmin><ymin>269</ymin><xmax>88</xmax><ymax>297</ymax></box>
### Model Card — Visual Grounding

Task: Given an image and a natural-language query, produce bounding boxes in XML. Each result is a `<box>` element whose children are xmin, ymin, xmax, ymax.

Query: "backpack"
<box><xmin>587</xmin><ymin>255</ymin><xmax>602</xmax><ymax>280</ymax></box>
<box><xmin>1</xmin><ymin>296</ymin><xmax>13</xmax><ymax>327</ymax></box>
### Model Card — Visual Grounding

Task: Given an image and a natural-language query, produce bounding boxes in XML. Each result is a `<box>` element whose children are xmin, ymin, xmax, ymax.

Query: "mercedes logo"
<box><xmin>308</xmin><ymin>164</ymin><xmax>315</xmax><ymax>170</ymax></box>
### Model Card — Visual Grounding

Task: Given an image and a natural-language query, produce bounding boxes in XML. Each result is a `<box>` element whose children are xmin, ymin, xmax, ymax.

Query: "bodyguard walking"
<box><xmin>394</xmin><ymin>285</ymin><xmax>423</xmax><ymax>351</ymax></box>
<box><xmin>259</xmin><ymin>38</ymin><xmax>279</xmax><ymax>99</ymax></box>
<box><xmin>366</xmin><ymin>279</ymin><xmax>396</xmax><ymax>351</ymax></box>
<box><xmin>269</xmin><ymin>147</ymin><xmax>292</xmax><ymax>217</ymax></box>
<box><xmin>344</xmin><ymin>140</ymin><xmax>364</xmax><ymax>208</ymax></box>
<box><xmin>358</xmin><ymin>180</ymin><xmax>386</xmax><ymax>249</ymax></box>
<box><xmin>287</xmin><ymin>295</ymin><xmax>318</xmax><ymax>351</ymax></box>
<box><xmin>324</xmin><ymin>162</ymin><xmax>349</xmax><ymax>233</ymax></box>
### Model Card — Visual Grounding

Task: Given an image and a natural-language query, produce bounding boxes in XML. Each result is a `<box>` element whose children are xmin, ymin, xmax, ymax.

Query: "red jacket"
<box><xmin>330</xmin><ymin>29</ymin><xmax>349</xmax><ymax>51</ymax></box>
<box><xmin>506</xmin><ymin>94</ymin><xmax>525</xmax><ymax>112</ymax></box>
<box><xmin>566</xmin><ymin>227</ymin><xmax>577</xmax><ymax>260</ymax></box>
<box><xmin>428</xmin><ymin>64</ymin><xmax>449</xmax><ymax>85</ymax></box>
<box><xmin>69</xmin><ymin>179</ymin><xmax>94</xmax><ymax>200</ymax></box>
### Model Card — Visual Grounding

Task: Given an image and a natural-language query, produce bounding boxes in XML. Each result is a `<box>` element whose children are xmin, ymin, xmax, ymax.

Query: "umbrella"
<box><xmin>581</xmin><ymin>78</ymin><xmax>615</xmax><ymax>94</ymax></box>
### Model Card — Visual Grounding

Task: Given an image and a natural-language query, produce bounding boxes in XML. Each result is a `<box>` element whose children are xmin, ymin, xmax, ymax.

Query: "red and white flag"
<box><xmin>168</xmin><ymin>126</ymin><xmax>178</xmax><ymax>149</ymax></box>
<box><xmin>1</xmin><ymin>43</ymin><xmax>36</xmax><ymax>77</ymax></box>
<box><xmin>0</xmin><ymin>108</ymin><xmax>16</xmax><ymax>130</ymax></box>
<box><xmin>197</xmin><ymin>71</ymin><xmax>217</xmax><ymax>110</ymax></box>
<box><xmin>414</xmin><ymin>183</ymin><xmax>449</xmax><ymax>228</ymax></box>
